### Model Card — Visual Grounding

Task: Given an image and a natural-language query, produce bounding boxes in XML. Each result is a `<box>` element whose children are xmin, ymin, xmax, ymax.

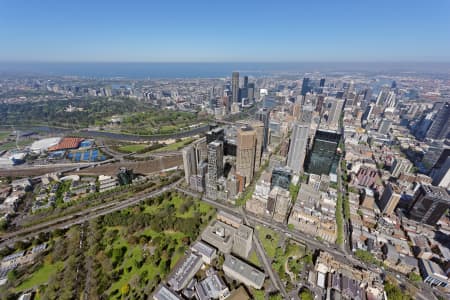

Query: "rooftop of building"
<box><xmin>421</xmin><ymin>184</ymin><xmax>450</xmax><ymax>201</ymax></box>
<box><xmin>167</xmin><ymin>252</ymin><xmax>203</xmax><ymax>290</ymax></box>
<box><xmin>48</xmin><ymin>137</ymin><xmax>84</xmax><ymax>151</ymax></box>
<box><xmin>236</xmin><ymin>224</ymin><xmax>253</xmax><ymax>240</ymax></box>
<box><xmin>196</xmin><ymin>271</ymin><xmax>229</xmax><ymax>299</ymax></box>
<box><xmin>153</xmin><ymin>285</ymin><xmax>182</xmax><ymax>300</ymax></box>
<box><xmin>202</xmin><ymin>220</ymin><xmax>236</xmax><ymax>243</ymax></box>
<box><xmin>223</xmin><ymin>254</ymin><xmax>265</xmax><ymax>287</ymax></box>
<box><xmin>420</xmin><ymin>259</ymin><xmax>448</xmax><ymax>280</ymax></box>
<box><xmin>191</xmin><ymin>241</ymin><xmax>216</xmax><ymax>258</ymax></box>
<box><xmin>217</xmin><ymin>210</ymin><xmax>243</xmax><ymax>226</ymax></box>
<box><xmin>208</xmin><ymin>140</ymin><xmax>223</xmax><ymax>147</ymax></box>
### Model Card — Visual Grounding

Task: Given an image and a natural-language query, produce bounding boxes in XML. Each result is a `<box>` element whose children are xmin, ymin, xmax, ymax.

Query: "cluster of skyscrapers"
<box><xmin>209</xmin><ymin>71</ymin><xmax>256</xmax><ymax>116</ymax></box>
<box><xmin>183</xmin><ymin>122</ymin><xmax>266</xmax><ymax>201</ymax></box>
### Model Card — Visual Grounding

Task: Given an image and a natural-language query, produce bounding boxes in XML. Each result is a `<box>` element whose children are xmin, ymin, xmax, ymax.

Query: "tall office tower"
<box><xmin>319</xmin><ymin>78</ymin><xmax>326</xmax><ymax>87</ymax></box>
<box><xmin>322</xmin><ymin>97</ymin><xmax>344</xmax><ymax>129</ymax></box>
<box><xmin>415</xmin><ymin>112</ymin><xmax>434</xmax><ymax>139</ymax></box>
<box><xmin>335</xmin><ymin>91</ymin><xmax>345</xmax><ymax>99</ymax></box>
<box><xmin>236</xmin><ymin>126</ymin><xmax>257</xmax><ymax>186</ymax></box>
<box><xmin>224</xmin><ymin>89</ymin><xmax>232</xmax><ymax>113</ymax></box>
<box><xmin>363</xmin><ymin>88</ymin><xmax>372</xmax><ymax>101</ymax></box>
<box><xmin>293</xmin><ymin>103</ymin><xmax>301</xmax><ymax>119</ymax></box>
<box><xmin>305</xmin><ymin>129</ymin><xmax>341</xmax><ymax>176</ymax></box>
<box><xmin>224</xmin><ymin>139</ymin><xmax>237</xmax><ymax>157</ymax></box>
<box><xmin>422</xmin><ymin>142</ymin><xmax>447</xmax><ymax>173</ymax></box>
<box><xmin>300</xmin><ymin>105</ymin><xmax>314</xmax><ymax>123</ymax></box>
<box><xmin>316</xmin><ymin>95</ymin><xmax>325</xmax><ymax>113</ymax></box>
<box><xmin>195</xmin><ymin>138</ymin><xmax>208</xmax><ymax>164</ymax></box>
<box><xmin>206</xmin><ymin>127</ymin><xmax>225</xmax><ymax>144</ymax></box>
<box><xmin>430</xmin><ymin>149</ymin><xmax>450</xmax><ymax>189</ymax></box>
<box><xmin>209</xmin><ymin>97</ymin><xmax>219</xmax><ymax>110</ymax></box>
<box><xmin>249</xmin><ymin>120</ymin><xmax>264</xmax><ymax>171</ymax></box>
<box><xmin>206</xmin><ymin>141</ymin><xmax>224</xmax><ymax>199</ymax></box>
<box><xmin>344</xmin><ymin>81</ymin><xmax>355</xmax><ymax>99</ymax></box>
<box><xmin>232</xmin><ymin>225</ymin><xmax>253</xmax><ymax>258</ymax></box>
<box><xmin>239</xmin><ymin>87</ymin><xmax>247</xmax><ymax>101</ymax></box>
<box><xmin>209</xmin><ymin>87</ymin><xmax>215</xmax><ymax>101</ymax></box>
<box><xmin>287</xmin><ymin>122</ymin><xmax>310</xmax><ymax>174</ymax></box>
<box><xmin>232</xmin><ymin>71</ymin><xmax>240</xmax><ymax>104</ymax></box>
<box><xmin>256</xmin><ymin>108</ymin><xmax>270</xmax><ymax>150</ymax></box>
<box><xmin>182</xmin><ymin>145</ymin><xmax>197</xmax><ymax>184</ymax></box>
<box><xmin>301</xmin><ymin>77</ymin><xmax>311</xmax><ymax>96</ymax></box>
<box><xmin>407</xmin><ymin>184</ymin><xmax>450</xmax><ymax>226</ymax></box>
<box><xmin>427</xmin><ymin>102</ymin><xmax>450</xmax><ymax>140</ymax></box>
<box><xmin>391</xmin><ymin>80</ymin><xmax>397</xmax><ymax>89</ymax></box>
<box><xmin>385</xmin><ymin>91</ymin><xmax>397</xmax><ymax>108</ymax></box>
<box><xmin>362</xmin><ymin>103</ymin><xmax>375</xmax><ymax>126</ymax></box>
<box><xmin>375</xmin><ymin>88</ymin><xmax>389</xmax><ymax>107</ymax></box>
<box><xmin>377</xmin><ymin>183</ymin><xmax>401</xmax><ymax>215</ymax></box>
<box><xmin>378</xmin><ymin>119</ymin><xmax>392</xmax><ymax>135</ymax></box>
<box><xmin>243</xmin><ymin>76</ymin><xmax>248</xmax><ymax>88</ymax></box>
<box><xmin>247</xmin><ymin>83</ymin><xmax>255</xmax><ymax>102</ymax></box>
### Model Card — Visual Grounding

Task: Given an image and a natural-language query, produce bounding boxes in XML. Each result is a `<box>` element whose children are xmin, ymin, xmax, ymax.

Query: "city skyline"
<box><xmin>0</xmin><ymin>0</ymin><xmax>449</xmax><ymax>62</ymax></box>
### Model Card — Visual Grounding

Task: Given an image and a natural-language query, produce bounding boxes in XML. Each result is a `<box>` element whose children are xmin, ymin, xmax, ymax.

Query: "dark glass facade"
<box><xmin>407</xmin><ymin>184</ymin><xmax>450</xmax><ymax>225</ymax></box>
<box><xmin>271</xmin><ymin>167</ymin><xmax>292</xmax><ymax>190</ymax></box>
<box><xmin>305</xmin><ymin>129</ymin><xmax>341</xmax><ymax>176</ymax></box>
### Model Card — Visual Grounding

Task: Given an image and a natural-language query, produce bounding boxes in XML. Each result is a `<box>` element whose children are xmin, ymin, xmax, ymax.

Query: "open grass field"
<box><xmin>117</xmin><ymin>143</ymin><xmax>149</xmax><ymax>153</ymax></box>
<box><xmin>15</xmin><ymin>259</ymin><xmax>64</xmax><ymax>293</ymax></box>
<box><xmin>248</xmin><ymin>250</ymin><xmax>262</xmax><ymax>267</ymax></box>
<box><xmin>0</xmin><ymin>131</ymin><xmax>11</xmax><ymax>141</ymax></box>
<box><xmin>0</xmin><ymin>139</ymin><xmax>31</xmax><ymax>151</ymax></box>
<box><xmin>149</xmin><ymin>138</ymin><xmax>194</xmax><ymax>153</ymax></box>
<box><xmin>256</xmin><ymin>225</ymin><xmax>280</xmax><ymax>259</ymax></box>
<box><xmin>116</xmin><ymin>137</ymin><xmax>194</xmax><ymax>154</ymax></box>
<box><xmin>120</xmin><ymin>110</ymin><xmax>211</xmax><ymax>136</ymax></box>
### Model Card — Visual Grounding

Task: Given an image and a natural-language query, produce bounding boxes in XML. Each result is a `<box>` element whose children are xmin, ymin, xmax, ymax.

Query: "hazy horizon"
<box><xmin>1</xmin><ymin>61</ymin><xmax>449</xmax><ymax>79</ymax></box>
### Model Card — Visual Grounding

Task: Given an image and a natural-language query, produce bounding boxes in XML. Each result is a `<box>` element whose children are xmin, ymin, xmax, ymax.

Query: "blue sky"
<box><xmin>0</xmin><ymin>0</ymin><xmax>449</xmax><ymax>62</ymax></box>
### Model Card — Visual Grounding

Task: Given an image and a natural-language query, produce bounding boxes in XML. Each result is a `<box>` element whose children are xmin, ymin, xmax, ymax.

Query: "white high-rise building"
<box><xmin>287</xmin><ymin>122</ymin><xmax>310</xmax><ymax>174</ymax></box>
<box><xmin>182</xmin><ymin>146</ymin><xmax>197</xmax><ymax>184</ymax></box>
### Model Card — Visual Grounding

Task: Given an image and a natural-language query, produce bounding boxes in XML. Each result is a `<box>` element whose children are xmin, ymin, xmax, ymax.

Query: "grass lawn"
<box><xmin>117</xmin><ymin>143</ymin><xmax>148</xmax><ymax>153</ymax></box>
<box><xmin>256</xmin><ymin>225</ymin><xmax>280</xmax><ymax>259</ymax></box>
<box><xmin>252</xmin><ymin>289</ymin><xmax>266</xmax><ymax>300</ymax></box>
<box><xmin>271</xmin><ymin>240</ymin><xmax>311</xmax><ymax>291</ymax></box>
<box><xmin>0</xmin><ymin>131</ymin><xmax>11</xmax><ymax>141</ymax></box>
<box><xmin>248</xmin><ymin>250</ymin><xmax>262</xmax><ymax>267</ymax></box>
<box><xmin>143</xmin><ymin>193</ymin><xmax>214</xmax><ymax>220</ymax></box>
<box><xmin>0</xmin><ymin>139</ymin><xmax>31</xmax><ymax>151</ymax></box>
<box><xmin>149</xmin><ymin>138</ymin><xmax>194</xmax><ymax>153</ymax></box>
<box><xmin>15</xmin><ymin>259</ymin><xmax>64</xmax><ymax>292</ymax></box>
<box><xmin>106</xmin><ymin>228</ymin><xmax>188</xmax><ymax>297</ymax></box>
<box><xmin>117</xmin><ymin>137</ymin><xmax>194</xmax><ymax>154</ymax></box>
<box><xmin>159</xmin><ymin>125</ymin><xmax>178</xmax><ymax>133</ymax></box>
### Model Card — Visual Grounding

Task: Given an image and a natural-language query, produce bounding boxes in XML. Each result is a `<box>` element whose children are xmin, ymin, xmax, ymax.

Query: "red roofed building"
<box><xmin>48</xmin><ymin>137</ymin><xmax>84</xmax><ymax>151</ymax></box>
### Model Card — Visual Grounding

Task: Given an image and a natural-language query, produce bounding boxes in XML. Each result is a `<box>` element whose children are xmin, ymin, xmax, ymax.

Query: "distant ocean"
<box><xmin>0</xmin><ymin>62</ymin><xmax>449</xmax><ymax>79</ymax></box>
